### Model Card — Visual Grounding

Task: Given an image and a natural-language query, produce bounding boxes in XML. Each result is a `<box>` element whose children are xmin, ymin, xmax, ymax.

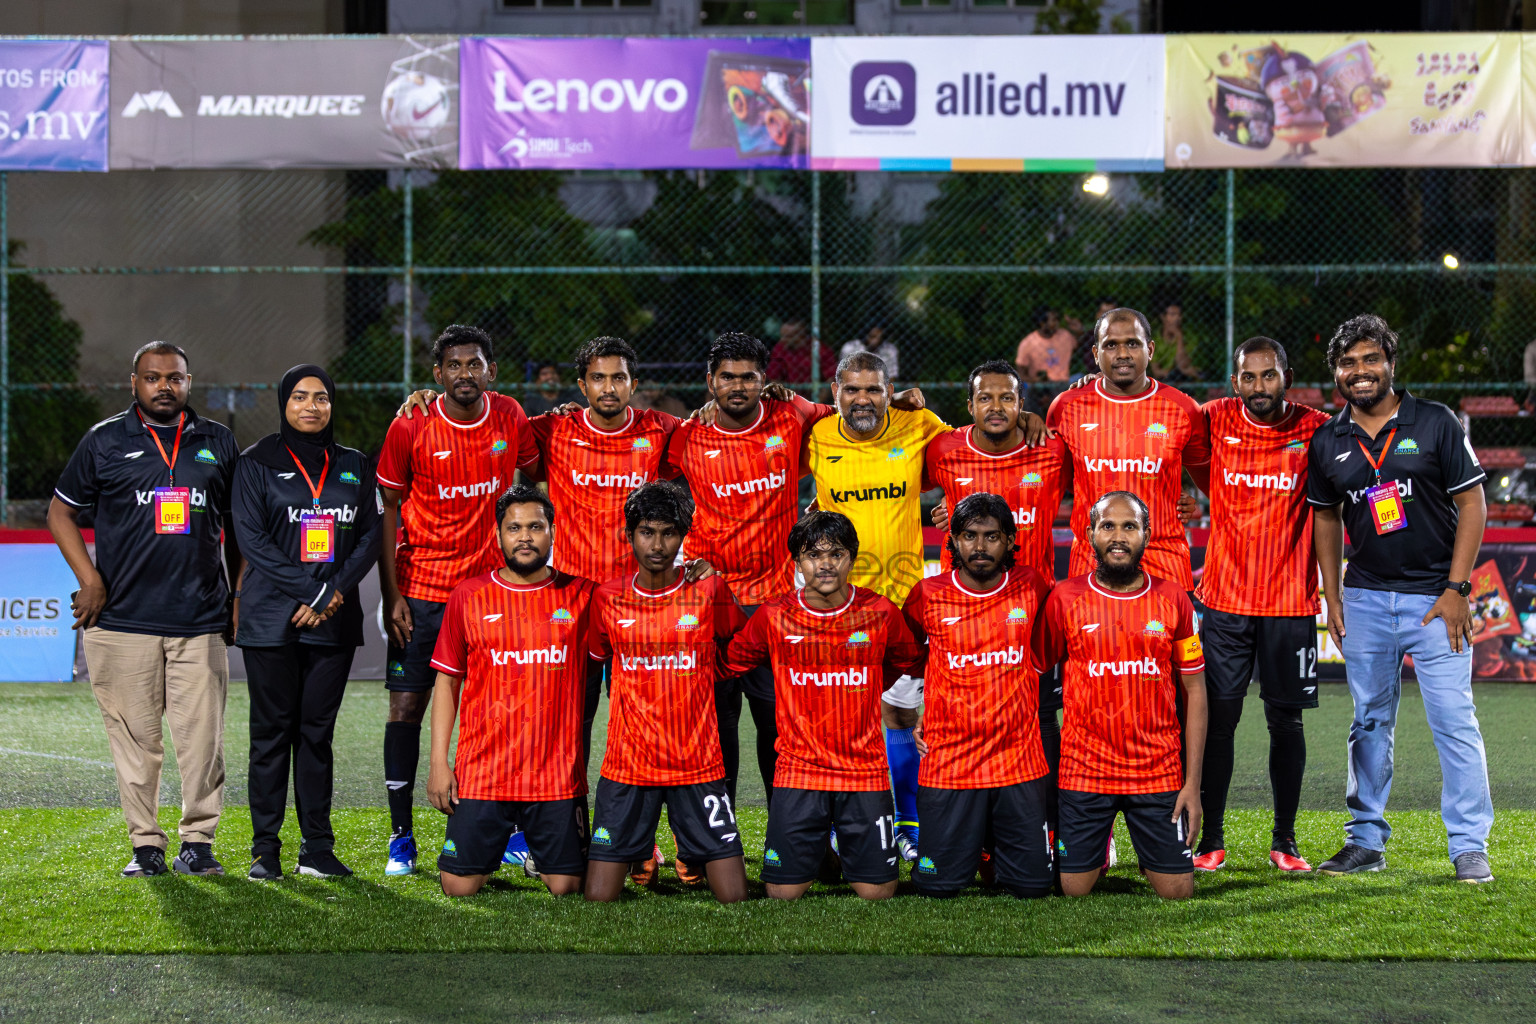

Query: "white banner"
<box><xmin>810</xmin><ymin>36</ymin><xmax>1165</xmax><ymax>171</ymax></box>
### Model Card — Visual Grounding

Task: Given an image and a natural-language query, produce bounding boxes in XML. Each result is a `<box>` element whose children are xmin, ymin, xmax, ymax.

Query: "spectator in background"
<box><xmin>1077</xmin><ymin>298</ymin><xmax>1119</xmax><ymax>377</ymax></box>
<box><xmin>767</xmin><ymin>318</ymin><xmax>837</xmax><ymax>394</ymax></box>
<box><xmin>1014</xmin><ymin>306</ymin><xmax>1077</xmax><ymax>384</ymax></box>
<box><xmin>521</xmin><ymin>361</ymin><xmax>583</xmax><ymax>416</ymax></box>
<box><xmin>1522</xmin><ymin>338</ymin><xmax>1536</xmax><ymax>409</ymax></box>
<box><xmin>1150</xmin><ymin>301</ymin><xmax>1204</xmax><ymax>383</ymax></box>
<box><xmin>840</xmin><ymin>323</ymin><xmax>900</xmax><ymax>382</ymax></box>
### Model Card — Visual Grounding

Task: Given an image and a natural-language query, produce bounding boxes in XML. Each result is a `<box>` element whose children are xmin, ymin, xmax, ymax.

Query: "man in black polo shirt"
<box><xmin>47</xmin><ymin>342</ymin><xmax>241</xmax><ymax>878</ymax></box>
<box><xmin>1305</xmin><ymin>314</ymin><xmax>1493</xmax><ymax>884</ymax></box>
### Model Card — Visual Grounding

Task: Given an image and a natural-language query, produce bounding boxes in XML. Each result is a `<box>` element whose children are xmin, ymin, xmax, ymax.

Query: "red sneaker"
<box><xmin>674</xmin><ymin>854</ymin><xmax>706</xmax><ymax>887</ymax></box>
<box><xmin>1269</xmin><ymin>848</ymin><xmax>1313</xmax><ymax>872</ymax></box>
<box><xmin>1192</xmin><ymin>849</ymin><xmax>1226</xmax><ymax>872</ymax></box>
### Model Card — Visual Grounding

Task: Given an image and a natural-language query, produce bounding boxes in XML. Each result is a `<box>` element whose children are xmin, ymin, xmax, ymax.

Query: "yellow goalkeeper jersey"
<box><xmin>805</xmin><ymin>407</ymin><xmax>949</xmax><ymax>604</ymax></box>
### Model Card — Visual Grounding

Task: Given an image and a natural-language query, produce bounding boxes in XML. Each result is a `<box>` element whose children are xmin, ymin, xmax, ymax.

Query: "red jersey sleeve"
<box><xmin>506</xmin><ymin>394</ymin><xmax>540</xmax><ymax>470</ymax></box>
<box><xmin>656</xmin><ymin>412</ymin><xmax>683</xmax><ymax>481</ymax></box>
<box><xmin>1044</xmin><ymin>389</ymin><xmax>1069</xmax><ymax>432</ymax></box>
<box><xmin>900</xmin><ymin>581</ymin><xmax>929</xmax><ymax>647</ymax></box>
<box><xmin>724</xmin><ymin>604</ymin><xmax>771</xmax><ymax>676</ymax></box>
<box><xmin>882</xmin><ymin>602</ymin><xmax>924</xmax><ymax>683</ymax></box>
<box><xmin>375</xmin><ymin>415</ymin><xmax>415</xmax><ymax>492</ymax></box>
<box><xmin>661</xmin><ymin>420</ymin><xmax>690</xmax><ymax>480</ymax></box>
<box><xmin>429</xmin><ymin>583</ymin><xmax>471</xmax><ymax>676</ymax></box>
<box><xmin>920</xmin><ymin>429</ymin><xmax>961</xmax><ymax>492</ymax></box>
<box><xmin>711</xmin><ymin>577</ymin><xmax>749</xmax><ymax>640</ymax></box>
<box><xmin>588</xmin><ymin>581</ymin><xmax>615</xmax><ymax>661</ymax></box>
<box><xmin>1172</xmin><ymin>588</ymin><xmax>1206</xmax><ymax>674</ymax></box>
<box><xmin>1181</xmin><ymin>396</ymin><xmax>1211</xmax><ymax>468</ymax></box>
<box><xmin>1034</xmin><ymin>583</ymin><xmax>1067</xmax><ymax>670</ymax></box>
<box><xmin>788</xmin><ymin>391</ymin><xmax>836</xmax><ymax>428</ymax></box>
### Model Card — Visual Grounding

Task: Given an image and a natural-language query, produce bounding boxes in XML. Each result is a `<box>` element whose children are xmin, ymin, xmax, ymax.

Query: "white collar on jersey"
<box><xmin>583</xmin><ymin>406</ymin><xmax>635</xmax><ymax>435</ymax></box>
<box><xmin>951</xmin><ymin>570</ymin><xmax>1010</xmax><ymax>599</ymax></box>
<box><xmin>435</xmin><ymin>393</ymin><xmax>493</xmax><ymax>430</ymax></box>
<box><xmin>631</xmin><ymin>572</ymin><xmax>686</xmax><ymax>599</ymax></box>
<box><xmin>491</xmin><ymin>570</ymin><xmax>555</xmax><ymax>593</ymax></box>
<box><xmin>1086</xmin><ymin>573</ymin><xmax>1151</xmax><ymax>601</ymax></box>
<box><xmin>1093</xmin><ymin>379</ymin><xmax>1159</xmax><ymax>404</ymax></box>
<box><xmin>709</xmin><ymin>402</ymin><xmax>766</xmax><ymax>436</ymax></box>
<box><xmin>796</xmin><ymin>585</ymin><xmax>858</xmax><ymax>617</ymax></box>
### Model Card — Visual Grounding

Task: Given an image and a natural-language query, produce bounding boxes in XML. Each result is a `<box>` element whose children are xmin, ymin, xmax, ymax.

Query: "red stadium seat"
<box><xmin>1460</xmin><ymin>395</ymin><xmax>1522</xmax><ymax>417</ymax></box>
<box><xmin>1289</xmin><ymin>387</ymin><xmax>1326</xmax><ymax>408</ymax></box>
<box><xmin>1487</xmin><ymin>503</ymin><xmax>1534</xmax><ymax>523</ymax></box>
<box><xmin>1475</xmin><ymin>448</ymin><xmax>1526</xmax><ymax>470</ymax></box>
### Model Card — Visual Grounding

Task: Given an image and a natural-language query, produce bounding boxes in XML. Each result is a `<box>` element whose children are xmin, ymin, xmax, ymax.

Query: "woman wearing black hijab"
<box><xmin>233</xmin><ymin>365</ymin><xmax>381</xmax><ymax>880</ymax></box>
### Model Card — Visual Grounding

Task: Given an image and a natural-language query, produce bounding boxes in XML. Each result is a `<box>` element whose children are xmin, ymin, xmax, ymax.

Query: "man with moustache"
<box><xmin>902</xmin><ymin>493</ymin><xmax>1055</xmax><ymax>898</ymax></box>
<box><xmin>1037</xmin><ymin>491</ymin><xmax>1208</xmax><ymax>900</ymax></box>
<box><xmin>1306</xmin><ymin>314</ymin><xmax>1493</xmax><ymax>884</ymax></box>
<box><xmin>49</xmin><ymin>341</ymin><xmax>241</xmax><ymax>878</ymax></box>
<box><xmin>1184</xmin><ymin>338</ymin><xmax>1331</xmax><ymax>873</ymax></box>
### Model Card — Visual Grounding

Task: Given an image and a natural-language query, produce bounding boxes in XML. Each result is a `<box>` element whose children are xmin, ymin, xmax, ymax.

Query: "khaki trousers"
<box><xmin>82</xmin><ymin>627</ymin><xmax>228</xmax><ymax>850</ymax></box>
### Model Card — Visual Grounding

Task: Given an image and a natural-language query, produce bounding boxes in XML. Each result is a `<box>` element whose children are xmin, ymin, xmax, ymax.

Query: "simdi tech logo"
<box><xmin>850</xmin><ymin>62</ymin><xmax>916</xmax><ymax>127</ymax></box>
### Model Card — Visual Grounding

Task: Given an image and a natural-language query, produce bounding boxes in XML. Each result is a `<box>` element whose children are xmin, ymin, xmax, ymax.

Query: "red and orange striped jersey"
<box><xmin>902</xmin><ymin>569</ymin><xmax>1053</xmax><ymax>789</ymax></box>
<box><xmin>664</xmin><ymin>396</ymin><xmax>831</xmax><ymax>606</ymax></box>
<box><xmin>1046</xmin><ymin>380</ymin><xmax>1210</xmax><ymax>590</ymax></box>
<box><xmin>1199</xmin><ymin>398</ymin><xmax>1331</xmax><ymax>617</ymax></box>
<box><xmin>376</xmin><ymin>393</ymin><xmax>539</xmax><ymax>603</ymax></box>
<box><xmin>1037</xmin><ymin>573</ymin><xmax>1206</xmax><ymax>795</ymax></box>
<box><xmin>589</xmin><ymin>573</ymin><xmax>747</xmax><ymax>787</ymax></box>
<box><xmin>923</xmin><ymin>428</ymin><xmax>1068</xmax><ymax>582</ymax></box>
<box><xmin>429</xmin><ymin>570</ymin><xmax>596</xmax><ymax>802</ymax></box>
<box><xmin>531</xmin><ymin>407</ymin><xmax>681</xmax><ymax>583</ymax></box>
<box><xmin>724</xmin><ymin>586</ymin><xmax>922</xmax><ymax>791</ymax></box>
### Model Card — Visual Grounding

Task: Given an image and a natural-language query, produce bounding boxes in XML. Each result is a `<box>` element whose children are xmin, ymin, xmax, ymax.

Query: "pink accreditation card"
<box><xmin>153</xmin><ymin>487</ymin><xmax>191</xmax><ymax>535</ymax></box>
<box><xmin>1366</xmin><ymin>480</ymin><xmax>1407</xmax><ymax>535</ymax></box>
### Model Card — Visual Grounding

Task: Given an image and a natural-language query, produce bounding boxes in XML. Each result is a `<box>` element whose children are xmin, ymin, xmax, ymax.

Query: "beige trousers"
<box><xmin>81</xmin><ymin>627</ymin><xmax>229</xmax><ymax>850</ymax></box>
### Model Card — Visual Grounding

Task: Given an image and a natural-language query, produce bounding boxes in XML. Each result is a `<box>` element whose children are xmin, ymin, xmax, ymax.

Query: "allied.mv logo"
<box><xmin>850</xmin><ymin>62</ymin><xmax>916</xmax><ymax>127</ymax></box>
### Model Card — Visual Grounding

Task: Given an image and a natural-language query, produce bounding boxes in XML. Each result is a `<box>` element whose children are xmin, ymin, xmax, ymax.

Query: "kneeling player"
<box><xmin>586</xmin><ymin>482</ymin><xmax>749</xmax><ymax>903</ymax></box>
<box><xmin>1038</xmin><ymin>491</ymin><xmax>1208</xmax><ymax>900</ymax></box>
<box><xmin>427</xmin><ymin>484</ymin><xmax>599</xmax><ymax>897</ymax></box>
<box><xmin>903</xmin><ymin>493</ymin><xmax>1055</xmax><ymax>898</ymax></box>
<box><xmin>726</xmin><ymin>511</ymin><xmax>922</xmax><ymax>901</ymax></box>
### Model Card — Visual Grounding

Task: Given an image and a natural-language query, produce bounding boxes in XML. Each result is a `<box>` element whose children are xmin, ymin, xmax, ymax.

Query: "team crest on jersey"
<box><xmin>592</xmin><ymin>827</ymin><xmax>612</xmax><ymax>845</ymax></box>
<box><xmin>1395</xmin><ymin>438</ymin><xmax>1419</xmax><ymax>455</ymax></box>
<box><xmin>763</xmin><ymin>847</ymin><xmax>781</xmax><ymax>865</ymax></box>
<box><xmin>1007</xmin><ymin>607</ymin><xmax>1029</xmax><ymax>624</ymax></box>
<box><xmin>1020</xmin><ymin>471</ymin><xmax>1043</xmax><ymax>487</ymax></box>
<box><xmin>442</xmin><ymin>839</ymin><xmax>457</xmax><ymax>857</ymax></box>
<box><xmin>676</xmin><ymin>613</ymin><xmax>700</xmax><ymax>631</ymax></box>
<box><xmin>550</xmin><ymin>608</ymin><xmax>574</xmax><ymax>625</ymax></box>
<box><xmin>194</xmin><ymin>448</ymin><xmax>218</xmax><ymax>464</ymax></box>
<box><xmin>388</xmin><ymin>660</ymin><xmax>405</xmax><ymax>678</ymax></box>
<box><xmin>847</xmin><ymin>630</ymin><xmax>872</xmax><ymax>648</ymax></box>
<box><xmin>886</xmin><ymin>447</ymin><xmax>906</xmax><ymax>461</ymax></box>
<box><xmin>341</xmin><ymin>471</ymin><xmax>361</xmax><ymax>484</ymax></box>
<box><xmin>916</xmin><ymin>856</ymin><xmax>937</xmax><ymax>875</ymax></box>
<box><xmin>1143</xmin><ymin>619</ymin><xmax>1169</xmax><ymax>638</ymax></box>
<box><xmin>764</xmin><ymin>435</ymin><xmax>786</xmax><ymax>453</ymax></box>
<box><xmin>491</xmin><ymin>439</ymin><xmax>508</xmax><ymax>455</ymax></box>
<box><xmin>632</xmin><ymin>437</ymin><xmax>653</xmax><ymax>450</ymax></box>
<box><xmin>1285</xmin><ymin>439</ymin><xmax>1308</xmax><ymax>453</ymax></box>
<box><xmin>1145</xmin><ymin>422</ymin><xmax>1169</xmax><ymax>438</ymax></box>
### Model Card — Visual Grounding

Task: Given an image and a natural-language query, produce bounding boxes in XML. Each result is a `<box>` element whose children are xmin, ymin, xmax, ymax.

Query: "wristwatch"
<box><xmin>1446</xmin><ymin>580</ymin><xmax>1472</xmax><ymax>598</ymax></box>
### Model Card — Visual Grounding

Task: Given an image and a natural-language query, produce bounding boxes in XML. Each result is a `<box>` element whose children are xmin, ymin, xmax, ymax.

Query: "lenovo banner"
<box><xmin>108</xmin><ymin>37</ymin><xmax>459</xmax><ymax>169</ymax></box>
<box><xmin>810</xmin><ymin>36</ymin><xmax>1165</xmax><ymax>171</ymax></box>
<box><xmin>459</xmin><ymin>37</ymin><xmax>810</xmax><ymax>170</ymax></box>
<box><xmin>0</xmin><ymin>40</ymin><xmax>109</xmax><ymax>172</ymax></box>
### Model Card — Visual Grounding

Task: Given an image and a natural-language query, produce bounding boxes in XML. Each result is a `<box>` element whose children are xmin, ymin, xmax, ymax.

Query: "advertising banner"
<box><xmin>809</xmin><ymin>36</ymin><xmax>1165</xmax><ymax>172</ymax></box>
<box><xmin>0</xmin><ymin>544</ymin><xmax>78</xmax><ymax>682</ymax></box>
<box><xmin>1166</xmin><ymin>33</ymin><xmax>1521</xmax><ymax>168</ymax></box>
<box><xmin>459</xmin><ymin>37</ymin><xmax>810</xmax><ymax>170</ymax></box>
<box><xmin>0</xmin><ymin>40</ymin><xmax>108</xmax><ymax>172</ymax></box>
<box><xmin>108</xmin><ymin>36</ymin><xmax>458</xmax><ymax>169</ymax></box>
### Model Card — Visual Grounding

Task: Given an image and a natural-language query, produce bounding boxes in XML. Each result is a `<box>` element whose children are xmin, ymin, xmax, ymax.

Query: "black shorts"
<box><xmin>1039</xmin><ymin>663</ymin><xmax>1063</xmax><ymax>713</ymax></box>
<box><xmin>438</xmin><ymin>796</ymin><xmax>589</xmax><ymax>877</ymax></box>
<box><xmin>763</xmin><ymin>787</ymin><xmax>898</xmax><ymax>886</ymax></box>
<box><xmin>1056</xmin><ymin>789</ymin><xmax>1193</xmax><ymax>876</ymax></box>
<box><xmin>386</xmin><ymin>596</ymin><xmax>446</xmax><ymax>693</ymax></box>
<box><xmin>1200</xmin><ymin>607</ymin><xmax>1319</xmax><ymax>708</ymax></box>
<box><xmin>914</xmin><ymin>779</ymin><xmax>1054</xmax><ymax>897</ymax></box>
<box><xmin>589</xmin><ymin>777</ymin><xmax>745</xmax><ymax>865</ymax></box>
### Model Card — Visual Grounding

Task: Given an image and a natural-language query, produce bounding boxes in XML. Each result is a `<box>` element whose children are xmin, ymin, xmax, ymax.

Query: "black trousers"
<box><xmin>244</xmin><ymin>644</ymin><xmax>355</xmax><ymax>855</ymax></box>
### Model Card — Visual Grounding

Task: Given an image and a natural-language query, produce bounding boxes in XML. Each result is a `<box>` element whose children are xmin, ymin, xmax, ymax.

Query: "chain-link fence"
<box><xmin>5</xmin><ymin>165</ymin><xmax>1535</xmax><ymax>523</ymax></box>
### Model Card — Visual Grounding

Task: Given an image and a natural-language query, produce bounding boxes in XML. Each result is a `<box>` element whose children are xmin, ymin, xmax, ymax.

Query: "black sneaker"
<box><xmin>1453</xmin><ymin>851</ymin><xmax>1494</xmax><ymax>884</ymax></box>
<box><xmin>248</xmin><ymin>851</ymin><xmax>283</xmax><ymax>880</ymax></box>
<box><xmin>1316</xmin><ymin>843</ymin><xmax>1386</xmax><ymax>876</ymax></box>
<box><xmin>297</xmin><ymin>844</ymin><xmax>353</xmax><ymax>879</ymax></box>
<box><xmin>173</xmin><ymin>842</ymin><xmax>225</xmax><ymax>876</ymax></box>
<box><xmin>122</xmin><ymin>845</ymin><xmax>169</xmax><ymax>877</ymax></box>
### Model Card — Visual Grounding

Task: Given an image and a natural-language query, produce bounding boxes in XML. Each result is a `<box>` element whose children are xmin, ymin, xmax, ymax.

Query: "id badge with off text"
<box><xmin>154</xmin><ymin>487</ymin><xmax>191</xmax><ymax>535</ymax></box>
<box><xmin>301</xmin><ymin>513</ymin><xmax>335</xmax><ymax>563</ymax></box>
<box><xmin>1367</xmin><ymin>480</ymin><xmax>1407</xmax><ymax>535</ymax></box>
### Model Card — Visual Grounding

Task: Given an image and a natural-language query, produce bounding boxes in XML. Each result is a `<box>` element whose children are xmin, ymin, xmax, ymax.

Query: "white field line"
<box><xmin>0</xmin><ymin>746</ymin><xmax>115</xmax><ymax>769</ymax></box>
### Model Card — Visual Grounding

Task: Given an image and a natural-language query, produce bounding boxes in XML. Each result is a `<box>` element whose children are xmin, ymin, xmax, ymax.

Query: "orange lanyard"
<box><xmin>286</xmin><ymin>447</ymin><xmax>330</xmax><ymax>510</ymax></box>
<box><xmin>1356</xmin><ymin>428</ymin><xmax>1396</xmax><ymax>484</ymax></box>
<box><xmin>137</xmin><ymin>409</ymin><xmax>184</xmax><ymax>486</ymax></box>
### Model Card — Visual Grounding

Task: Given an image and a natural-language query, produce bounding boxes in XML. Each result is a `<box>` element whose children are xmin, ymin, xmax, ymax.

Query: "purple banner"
<box><xmin>460</xmin><ymin>38</ymin><xmax>810</xmax><ymax>170</ymax></box>
<box><xmin>0</xmin><ymin>40</ymin><xmax>109</xmax><ymax>171</ymax></box>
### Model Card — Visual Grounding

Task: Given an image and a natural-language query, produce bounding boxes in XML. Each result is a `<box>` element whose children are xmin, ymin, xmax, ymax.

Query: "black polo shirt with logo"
<box><xmin>1305</xmin><ymin>390</ymin><xmax>1486</xmax><ymax>596</ymax></box>
<box><xmin>54</xmin><ymin>404</ymin><xmax>238</xmax><ymax>636</ymax></box>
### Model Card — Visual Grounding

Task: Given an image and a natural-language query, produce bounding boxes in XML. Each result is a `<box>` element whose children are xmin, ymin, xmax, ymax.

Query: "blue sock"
<box><xmin>503</xmin><ymin>828</ymin><xmax>530</xmax><ymax>863</ymax></box>
<box><xmin>886</xmin><ymin>726</ymin><xmax>920</xmax><ymax>833</ymax></box>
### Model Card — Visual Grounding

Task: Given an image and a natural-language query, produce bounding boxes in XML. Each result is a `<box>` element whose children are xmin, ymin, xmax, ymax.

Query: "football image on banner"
<box><xmin>1166</xmin><ymin>33</ymin><xmax>1521</xmax><ymax>168</ymax></box>
<box><xmin>459</xmin><ymin>37</ymin><xmax>810</xmax><ymax>170</ymax></box>
<box><xmin>109</xmin><ymin>36</ymin><xmax>459</xmax><ymax>169</ymax></box>
<box><xmin>810</xmin><ymin>35</ymin><xmax>1165</xmax><ymax>171</ymax></box>
<box><xmin>0</xmin><ymin>39</ymin><xmax>109</xmax><ymax>172</ymax></box>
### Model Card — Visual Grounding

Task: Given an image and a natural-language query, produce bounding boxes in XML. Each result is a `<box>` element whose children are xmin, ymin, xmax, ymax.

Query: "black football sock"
<box><xmin>1038</xmin><ymin>705</ymin><xmax>1061</xmax><ymax>828</ymax></box>
<box><xmin>1199</xmin><ymin>697</ymin><xmax>1245</xmax><ymax>853</ymax></box>
<box><xmin>1265</xmin><ymin>702</ymin><xmax>1306</xmax><ymax>844</ymax></box>
<box><xmin>384</xmin><ymin>721</ymin><xmax>421</xmax><ymax>835</ymax></box>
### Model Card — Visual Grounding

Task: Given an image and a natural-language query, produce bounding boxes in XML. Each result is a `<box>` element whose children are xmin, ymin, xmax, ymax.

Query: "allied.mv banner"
<box><xmin>0</xmin><ymin>40</ymin><xmax>109</xmax><ymax>172</ymax></box>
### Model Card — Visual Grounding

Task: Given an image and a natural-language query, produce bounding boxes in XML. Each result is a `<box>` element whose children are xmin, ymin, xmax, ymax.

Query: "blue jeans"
<box><xmin>1339</xmin><ymin>586</ymin><xmax>1493</xmax><ymax>859</ymax></box>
